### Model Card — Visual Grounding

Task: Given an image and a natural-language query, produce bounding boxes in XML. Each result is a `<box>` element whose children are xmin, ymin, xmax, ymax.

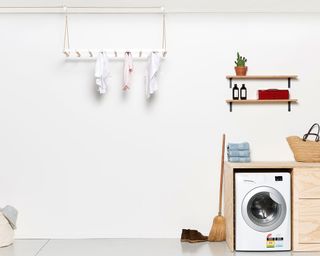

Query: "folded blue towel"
<box><xmin>227</xmin><ymin>142</ymin><xmax>250</xmax><ymax>151</ymax></box>
<box><xmin>228</xmin><ymin>150</ymin><xmax>250</xmax><ymax>157</ymax></box>
<box><xmin>228</xmin><ymin>157</ymin><xmax>251</xmax><ymax>163</ymax></box>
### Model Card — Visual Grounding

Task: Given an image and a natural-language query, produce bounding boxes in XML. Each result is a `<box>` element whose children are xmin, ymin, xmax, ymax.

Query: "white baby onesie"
<box><xmin>123</xmin><ymin>52</ymin><xmax>133</xmax><ymax>90</ymax></box>
<box><xmin>145</xmin><ymin>52</ymin><xmax>161</xmax><ymax>98</ymax></box>
<box><xmin>95</xmin><ymin>51</ymin><xmax>110</xmax><ymax>94</ymax></box>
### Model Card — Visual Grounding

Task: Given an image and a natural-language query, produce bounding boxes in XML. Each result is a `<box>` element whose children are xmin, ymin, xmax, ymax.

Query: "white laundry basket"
<box><xmin>0</xmin><ymin>212</ymin><xmax>14</xmax><ymax>247</ymax></box>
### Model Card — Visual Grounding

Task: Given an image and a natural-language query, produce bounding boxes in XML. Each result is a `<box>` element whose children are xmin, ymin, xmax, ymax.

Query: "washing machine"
<box><xmin>235</xmin><ymin>172</ymin><xmax>291</xmax><ymax>251</ymax></box>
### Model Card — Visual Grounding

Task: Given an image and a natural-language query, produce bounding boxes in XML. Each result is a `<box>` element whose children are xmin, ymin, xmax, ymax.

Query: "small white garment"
<box><xmin>123</xmin><ymin>52</ymin><xmax>133</xmax><ymax>90</ymax></box>
<box><xmin>95</xmin><ymin>51</ymin><xmax>110</xmax><ymax>94</ymax></box>
<box><xmin>145</xmin><ymin>52</ymin><xmax>161</xmax><ymax>98</ymax></box>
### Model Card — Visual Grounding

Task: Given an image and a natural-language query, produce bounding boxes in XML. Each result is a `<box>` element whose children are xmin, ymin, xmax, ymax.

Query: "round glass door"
<box><xmin>241</xmin><ymin>186</ymin><xmax>286</xmax><ymax>232</ymax></box>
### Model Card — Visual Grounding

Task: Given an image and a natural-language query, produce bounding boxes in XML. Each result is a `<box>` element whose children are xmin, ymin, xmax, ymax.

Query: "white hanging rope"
<box><xmin>63</xmin><ymin>6</ymin><xmax>70</xmax><ymax>56</ymax></box>
<box><xmin>62</xmin><ymin>6</ymin><xmax>167</xmax><ymax>58</ymax></box>
<box><xmin>162</xmin><ymin>12</ymin><xmax>167</xmax><ymax>56</ymax></box>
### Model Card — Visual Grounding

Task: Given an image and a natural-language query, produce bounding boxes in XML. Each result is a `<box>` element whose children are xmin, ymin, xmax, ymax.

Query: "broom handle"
<box><xmin>218</xmin><ymin>134</ymin><xmax>226</xmax><ymax>215</ymax></box>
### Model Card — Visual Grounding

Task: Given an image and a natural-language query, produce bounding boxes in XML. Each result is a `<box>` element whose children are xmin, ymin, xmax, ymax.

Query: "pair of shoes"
<box><xmin>181</xmin><ymin>229</ymin><xmax>208</xmax><ymax>243</ymax></box>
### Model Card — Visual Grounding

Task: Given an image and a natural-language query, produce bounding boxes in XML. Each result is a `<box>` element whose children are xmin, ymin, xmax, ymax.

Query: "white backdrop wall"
<box><xmin>0</xmin><ymin>13</ymin><xmax>318</xmax><ymax>238</ymax></box>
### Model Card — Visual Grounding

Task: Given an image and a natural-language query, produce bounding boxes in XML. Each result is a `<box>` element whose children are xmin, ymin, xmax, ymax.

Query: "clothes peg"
<box><xmin>63</xmin><ymin>50</ymin><xmax>70</xmax><ymax>57</ymax></box>
<box><xmin>114</xmin><ymin>51</ymin><xmax>118</xmax><ymax>57</ymax></box>
<box><xmin>76</xmin><ymin>51</ymin><xmax>81</xmax><ymax>57</ymax></box>
<box><xmin>88</xmin><ymin>50</ymin><xmax>93</xmax><ymax>57</ymax></box>
<box><xmin>139</xmin><ymin>51</ymin><xmax>142</xmax><ymax>58</ymax></box>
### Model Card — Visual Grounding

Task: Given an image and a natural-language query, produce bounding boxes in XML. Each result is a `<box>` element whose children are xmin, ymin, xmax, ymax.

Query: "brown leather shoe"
<box><xmin>181</xmin><ymin>229</ymin><xmax>208</xmax><ymax>243</ymax></box>
<box><xmin>180</xmin><ymin>229</ymin><xmax>190</xmax><ymax>242</ymax></box>
<box><xmin>189</xmin><ymin>230</ymin><xmax>208</xmax><ymax>243</ymax></box>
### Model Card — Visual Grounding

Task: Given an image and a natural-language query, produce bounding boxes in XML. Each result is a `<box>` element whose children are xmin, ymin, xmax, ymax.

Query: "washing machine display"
<box><xmin>235</xmin><ymin>172</ymin><xmax>291</xmax><ymax>251</ymax></box>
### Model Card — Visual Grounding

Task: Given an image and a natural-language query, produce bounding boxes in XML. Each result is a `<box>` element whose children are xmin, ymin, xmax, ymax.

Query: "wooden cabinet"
<box><xmin>293</xmin><ymin>168</ymin><xmax>320</xmax><ymax>251</ymax></box>
<box><xmin>224</xmin><ymin>162</ymin><xmax>294</xmax><ymax>252</ymax></box>
<box><xmin>224</xmin><ymin>162</ymin><xmax>320</xmax><ymax>252</ymax></box>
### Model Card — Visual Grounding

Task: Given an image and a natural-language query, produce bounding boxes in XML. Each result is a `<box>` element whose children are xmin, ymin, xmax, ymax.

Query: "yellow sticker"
<box><xmin>266</xmin><ymin>240</ymin><xmax>275</xmax><ymax>248</ymax></box>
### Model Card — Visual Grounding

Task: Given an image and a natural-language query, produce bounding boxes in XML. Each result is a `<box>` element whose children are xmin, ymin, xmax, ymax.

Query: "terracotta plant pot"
<box><xmin>235</xmin><ymin>66</ymin><xmax>248</xmax><ymax>76</ymax></box>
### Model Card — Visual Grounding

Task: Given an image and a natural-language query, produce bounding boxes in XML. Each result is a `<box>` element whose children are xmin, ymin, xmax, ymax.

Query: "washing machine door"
<box><xmin>241</xmin><ymin>186</ymin><xmax>287</xmax><ymax>232</ymax></box>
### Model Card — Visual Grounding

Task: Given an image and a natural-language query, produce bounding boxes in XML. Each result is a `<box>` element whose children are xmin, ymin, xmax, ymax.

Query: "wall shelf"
<box><xmin>226</xmin><ymin>99</ymin><xmax>298</xmax><ymax>103</ymax></box>
<box><xmin>226</xmin><ymin>99</ymin><xmax>298</xmax><ymax>112</ymax></box>
<box><xmin>226</xmin><ymin>74</ymin><xmax>298</xmax><ymax>112</ymax></box>
<box><xmin>226</xmin><ymin>75</ymin><xmax>298</xmax><ymax>79</ymax></box>
<box><xmin>226</xmin><ymin>75</ymin><xmax>298</xmax><ymax>88</ymax></box>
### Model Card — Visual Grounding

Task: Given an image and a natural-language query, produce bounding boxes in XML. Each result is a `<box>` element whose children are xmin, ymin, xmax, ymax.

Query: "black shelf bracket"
<box><xmin>229</xmin><ymin>102</ymin><xmax>233</xmax><ymax>112</ymax></box>
<box><xmin>288</xmin><ymin>101</ymin><xmax>291</xmax><ymax>112</ymax></box>
<box><xmin>229</xmin><ymin>78</ymin><xmax>232</xmax><ymax>88</ymax></box>
<box><xmin>288</xmin><ymin>78</ymin><xmax>291</xmax><ymax>88</ymax></box>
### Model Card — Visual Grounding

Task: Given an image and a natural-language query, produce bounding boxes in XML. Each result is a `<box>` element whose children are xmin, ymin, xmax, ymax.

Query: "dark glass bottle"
<box><xmin>232</xmin><ymin>84</ymin><xmax>239</xmax><ymax>100</ymax></box>
<box><xmin>240</xmin><ymin>84</ymin><xmax>247</xmax><ymax>100</ymax></box>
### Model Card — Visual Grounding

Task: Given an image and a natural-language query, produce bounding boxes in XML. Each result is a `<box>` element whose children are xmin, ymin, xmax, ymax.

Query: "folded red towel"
<box><xmin>258</xmin><ymin>89</ymin><xmax>289</xmax><ymax>100</ymax></box>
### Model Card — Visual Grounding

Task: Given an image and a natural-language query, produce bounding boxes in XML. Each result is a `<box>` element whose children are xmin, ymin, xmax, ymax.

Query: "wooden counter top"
<box><xmin>225</xmin><ymin>161</ymin><xmax>320</xmax><ymax>169</ymax></box>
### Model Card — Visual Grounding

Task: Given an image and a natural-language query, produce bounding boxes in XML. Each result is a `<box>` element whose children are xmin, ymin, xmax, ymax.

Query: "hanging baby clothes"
<box><xmin>145</xmin><ymin>52</ymin><xmax>161</xmax><ymax>98</ymax></box>
<box><xmin>123</xmin><ymin>52</ymin><xmax>133</xmax><ymax>91</ymax></box>
<box><xmin>95</xmin><ymin>51</ymin><xmax>110</xmax><ymax>94</ymax></box>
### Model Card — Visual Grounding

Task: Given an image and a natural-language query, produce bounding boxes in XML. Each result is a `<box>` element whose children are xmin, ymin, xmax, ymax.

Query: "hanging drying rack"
<box><xmin>63</xmin><ymin>49</ymin><xmax>167</xmax><ymax>59</ymax></box>
<box><xmin>62</xmin><ymin>6</ymin><xmax>167</xmax><ymax>59</ymax></box>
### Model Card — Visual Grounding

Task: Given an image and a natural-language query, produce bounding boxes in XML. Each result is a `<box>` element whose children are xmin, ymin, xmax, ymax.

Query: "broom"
<box><xmin>208</xmin><ymin>134</ymin><xmax>226</xmax><ymax>242</ymax></box>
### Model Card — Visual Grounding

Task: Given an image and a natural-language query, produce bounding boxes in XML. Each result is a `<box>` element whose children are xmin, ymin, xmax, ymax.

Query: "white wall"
<box><xmin>0</xmin><ymin>13</ymin><xmax>319</xmax><ymax>238</ymax></box>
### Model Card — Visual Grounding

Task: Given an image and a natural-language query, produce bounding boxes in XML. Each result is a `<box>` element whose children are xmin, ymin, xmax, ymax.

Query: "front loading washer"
<box><xmin>235</xmin><ymin>172</ymin><xmax>291</xmax><ymax>251</ymax></box>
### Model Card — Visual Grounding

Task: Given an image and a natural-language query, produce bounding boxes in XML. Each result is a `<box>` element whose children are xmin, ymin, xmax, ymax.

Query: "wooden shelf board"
<box><xmin>225</xmin><ymin>161</ymin><xmax>320</xmax><ymax>169</ymax></box>
<box><xmin>226</xmin><ymin>75</ymin><xmax>298</xmax><ymax>80</ymax></box>
<box><xmin>226</xmin><ymin>99</ymin><xmax>298</xmax><ymax>103</ymax></box>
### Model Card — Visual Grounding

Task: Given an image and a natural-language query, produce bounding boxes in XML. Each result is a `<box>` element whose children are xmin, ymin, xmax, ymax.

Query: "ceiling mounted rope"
<box><xmin>62</xmin><ymin>6</ymin><xmax>167</xmax><ymax>58</ymax></box>
<box><xmin>63</xmin><ymin>6</ymin><xmax>70</xmax><ymax>56</ymax></box>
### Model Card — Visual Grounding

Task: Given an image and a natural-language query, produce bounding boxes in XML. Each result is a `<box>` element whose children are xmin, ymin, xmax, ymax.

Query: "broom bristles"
<box><xmin>208</xmin><ymin>215</ymin><xmax>226</xmax><ymax>242</ymax></box>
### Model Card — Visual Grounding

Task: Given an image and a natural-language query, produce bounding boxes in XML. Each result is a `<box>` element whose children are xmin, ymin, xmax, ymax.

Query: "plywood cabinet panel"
<box><xmin>224</xmin><ymin>164</ymin><xmax>234</xmax><ymax>251</ymax></box>
<box><xmin>293</xmin><ymin>168</ymin><xmax>320</xmax><ymax>251</ymax></box>
<box><xmin>298</xmin><ymin>200</ymin><xmax>320</xmax><ymax>244</ymax></box>
<box><xmin>295</xmin><ymin>169</ymin><xmax>320</xmax><ymax>198</ymax></box>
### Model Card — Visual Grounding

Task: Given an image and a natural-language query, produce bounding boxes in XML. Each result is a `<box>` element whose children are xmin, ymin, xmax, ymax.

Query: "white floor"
<box><xmin>0</xmin><ymin>239</ymin><xmax>316</xmax><ymax>256</ymax></box>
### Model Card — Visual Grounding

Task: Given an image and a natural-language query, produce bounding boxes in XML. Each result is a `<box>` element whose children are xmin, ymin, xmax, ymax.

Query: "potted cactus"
<box><xmin>234</xmin><ymin>52</ymin><xmax>248</xmax><ymax>76</ymax></box>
